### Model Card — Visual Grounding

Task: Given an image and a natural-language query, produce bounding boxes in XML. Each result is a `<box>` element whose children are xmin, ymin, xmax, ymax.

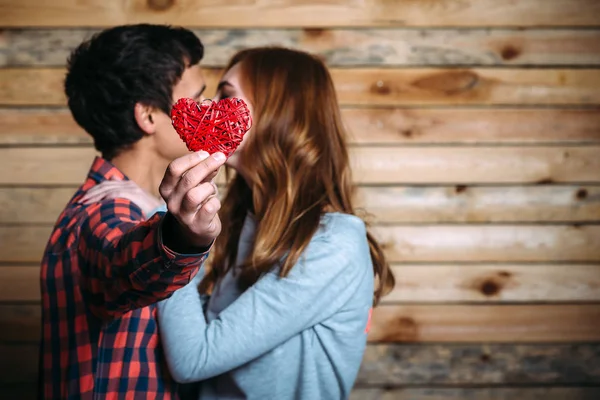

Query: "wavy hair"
<box><xmin>200</xmin><ymin>47</ymin><xmax>394</xmax><ymax>305</ymax></box>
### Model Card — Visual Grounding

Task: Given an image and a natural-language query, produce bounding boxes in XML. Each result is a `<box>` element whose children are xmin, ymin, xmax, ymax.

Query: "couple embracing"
<box><xmin>39</xmin><ymin>24</ymin><xmax>394</xmax><ymax>400</ymax></box>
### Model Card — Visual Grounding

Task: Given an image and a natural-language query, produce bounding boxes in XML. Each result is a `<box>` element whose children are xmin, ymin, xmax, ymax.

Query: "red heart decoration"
<box><xmin>171</xmin><ymin>97</ymin><xmax>252</xmax><ymax>157</ymax></box>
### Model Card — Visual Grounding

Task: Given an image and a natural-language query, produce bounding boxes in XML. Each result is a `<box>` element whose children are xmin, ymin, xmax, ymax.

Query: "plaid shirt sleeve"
<box><xmin>77</xmin><ymin>198</ymin><xmax>207</xmax><ymax>320</ymax></box>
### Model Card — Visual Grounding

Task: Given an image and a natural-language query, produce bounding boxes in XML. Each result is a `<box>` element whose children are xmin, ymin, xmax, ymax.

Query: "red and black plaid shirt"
<box><xmin>38</xmin><ymin>157</ymin><xmax>207</xmax><ymax>399</ymax></box>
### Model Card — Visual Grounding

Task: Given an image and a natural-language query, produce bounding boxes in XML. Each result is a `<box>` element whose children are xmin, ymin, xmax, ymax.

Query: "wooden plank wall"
<box><xmin>1</xmin><ymin>1</ymin><xmax>600</xmax><ymax>399</ymax></box>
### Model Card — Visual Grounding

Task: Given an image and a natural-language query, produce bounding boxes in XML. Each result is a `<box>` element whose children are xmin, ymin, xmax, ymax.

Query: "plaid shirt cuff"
<box><xmin>156</xmin><ymin>212</ymin><xmax>212</xmax><ymax>269</ymax></box>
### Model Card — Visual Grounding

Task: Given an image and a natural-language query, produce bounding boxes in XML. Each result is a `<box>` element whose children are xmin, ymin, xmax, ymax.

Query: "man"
<box><xmin>38</xmin><ymin>24</ymin><xmax>222</xmax><ymax>399</ymax></box>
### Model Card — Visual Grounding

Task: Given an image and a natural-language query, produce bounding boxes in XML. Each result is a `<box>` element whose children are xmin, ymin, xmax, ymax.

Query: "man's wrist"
<box><xmin>161</xmin><ymin>212</ymin><xmax>214</xmax><ymax>254</ymax></box>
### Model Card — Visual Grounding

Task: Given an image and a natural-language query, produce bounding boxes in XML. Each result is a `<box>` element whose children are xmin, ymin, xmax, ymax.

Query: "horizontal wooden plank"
<box><xmin>4</xmin><ymin>264</ymin><xmax>600</xmax><ymax>303</ymax></box>
<box><xmin>2</xmin><ymin>386</ymin><xmax>599</xmax><ymax>400</ymax></box>
<box><xmin>376</xmin><ymin>225</ymin><xmax>600</xmax><ymax>262</ymax></box>
<box><xmin>369</xmin><ymin>304</ymin><xmax>600</xmax><ymax>342</ymax></box>
<box><xmin>0</xmin><ymin>305</ymin><xmax>40</xmax><ymax>342</ymax></box>
<box><xmin>350</xmin><ymin>387</ymin><xmax>600</xmax><ymax>400</ymax></box>
<box><xmin>386</xmin><ymin>264</ymin><xmax>600</xmax><ymax>303</ymax></box>
<box><xmin>4</xmin><ymin>28</ymin><xmax>600</xmax><ymax>67</ymax></box>
<box><xmin>0</xmin><ymin>267</ymin><xmax>39</xmax><ymax>302</ymax></box>
<box><xmin>0</xmin><ymin>108</ymin><xmax>89</xmax><ymax>145</ymax></box>
<box><xmin>353</xmin><ymin>146</ymin><xmax>600</xmax><ymax>184</ymax></box>
<box><xmin>355</xmin><ymin>185</ymin><xmax>600</xmax><ymax>223</ymax></box>
<box><xmin>3</xmin><ymin>68</ymin><xmax>600</xmax><ymax>106</ymax></box>
<box><xmin>357</xmin><ymin>343</ymin><xmax>600</xmax><ymax>385</ymax></box>
<box><xmin>0</xmin><ymin>0</ymin><xmax>598</xmax><ymax>27</ymax></box>
<box><xmin>0</xmin><ymin>68</ymin><xmax>221</xmax><ymax>107</ymax></box>
<box><xmin>2</xmin><ymin>225</ymin><xmax>599</xmax><ymax>263</ymax></box>
<box><xmin>3</xmin><ymin>146</ymin><xmax>600</xmax><ymax>185</ymax></box>
<box><xmin>344</xmin><ymin>108</ymin><xmax>600</xmax><ymax>145</ymax></box>
<box><xmin>2</xmin><ymin>342</ymin><xmax>600</xmax><ymax>385</ymax></box>
<box><xmin>335</xmin><ymin>69</ymin><xmax>600</xmax><ymax>106</ymax></box>
<box><xmin>0</xmin><ymin>345</ymin><xmax>39</xmax><ymax>384</ymax></box>
<box><xmin>3</xmin><ymin>185</ymin><xmax>599</xmax><ymax>225</ymax></box>
<box><xmin>0</xmin><ymin>188</ymin><xmax>74</xmax><ymax>224</ymax></box>
<box><xmin>3</xmin><ymin>108</ymin><xmax>600</xmax><ymax>145</ymax></box>
<box><xmin>2</xmin><ymin>304</ymin><xmax>600</xmax><ymax>343</ymax></box>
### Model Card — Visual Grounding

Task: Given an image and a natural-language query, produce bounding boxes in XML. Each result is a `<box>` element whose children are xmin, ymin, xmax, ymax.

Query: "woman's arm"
<box><xmin>157</xmin><ymin>222</ymin><xmax>371</xmax><ymax>383</ymax></box>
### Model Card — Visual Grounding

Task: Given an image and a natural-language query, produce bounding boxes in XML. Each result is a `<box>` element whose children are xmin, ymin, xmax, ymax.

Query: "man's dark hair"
<box><xmin>65</xmin><ymin>24</ymin><xmax>204</xmax><ymax>160</ymax></box>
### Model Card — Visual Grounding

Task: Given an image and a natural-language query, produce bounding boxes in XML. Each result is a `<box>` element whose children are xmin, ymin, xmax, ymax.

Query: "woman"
<box><xmin>83</xmin><ymin>47</ymin><xmax>394</xmax><ymax>399</ymax></box>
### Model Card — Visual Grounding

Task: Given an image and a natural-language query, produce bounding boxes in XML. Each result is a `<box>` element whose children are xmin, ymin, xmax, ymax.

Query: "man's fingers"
<box><xmin>166</xmin><ymin>152</ymin><xmax>226</xmax><ymax>209</ymax></box>
<box><xmin>178</xmin><ymin>153</ymin><xmax>226</xmax><ymax>192</ymax></box>
<box><xmin>193</xmin><ymin>196</ymin><xmax>221</xmax><ymax>228</ymax></box>
<box><xmin>180</xmin><ymin>182</ymin><xmax>218</xmax><ymax>215</ymax></box>
<box><xmin>160</xmin><ymin>151</ymin><xmax>210</xmax><ymax>198</ymax></box>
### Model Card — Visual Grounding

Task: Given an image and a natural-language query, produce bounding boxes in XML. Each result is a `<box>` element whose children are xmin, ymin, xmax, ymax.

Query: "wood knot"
<box><xmin>395</xmin><ymin>317</ymin><xmax>419</xmax><ymax>341</ymax></box>
<box><xmin>474</xmin><ymin>271</ymin><xmax>513</xmax><ymax>298</ymax></box>
<box><xmin>480</xmin><ymin>280</ymin><xmax>500</xmax><ymax>296</ymax></box>
<box><xmin>575</xmin><ymin>188</ymin><xmax>588</xmax><ymax>200</ymax></box>
<box><xmin>303</xmin><ymin>28</ymin><xmax>326</xmax><ymax>38</ymax></box>
<box><xmin>500</xmin><ymin>45</ymin><xmax>521</xmax><ymax>61</ymax></box>
<box><xmin>371</xmin><ymin>80</ymin><xmax>392</xmax><ymax>95</ymax></box>
<box><xmin>147</xmin><ymin>0</ymin><xmax>174</xmax><ymax>11</ymax></box>
<box><xmin>412</xmin><ymin>71</ymin><xmax>479</xmax><ymax>95</ymax></box>
<box><xmin>455</xmin><ymin>185</ymin><xmax>468</xmax><ymax>194</ymax></box>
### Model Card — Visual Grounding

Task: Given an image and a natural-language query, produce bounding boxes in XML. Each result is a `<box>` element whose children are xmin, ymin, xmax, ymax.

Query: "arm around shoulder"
<box><xmin>158</xmin><ymin>215</ymin><xmax>373</xmax><ymax>382</ymax></box>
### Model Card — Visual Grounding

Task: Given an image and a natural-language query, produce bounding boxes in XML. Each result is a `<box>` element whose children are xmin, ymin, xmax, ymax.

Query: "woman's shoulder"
<box><xmin>309</xmin><ymin>212</ymin><xmax>369</xmax><ymax>256</ymax></box>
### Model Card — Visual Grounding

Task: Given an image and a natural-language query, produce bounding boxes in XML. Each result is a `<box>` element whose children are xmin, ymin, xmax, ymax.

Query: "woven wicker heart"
<box><xmin>171</xmin><ymin>97</ymin><xmax>252</xmax><ymax>157</ymax></box>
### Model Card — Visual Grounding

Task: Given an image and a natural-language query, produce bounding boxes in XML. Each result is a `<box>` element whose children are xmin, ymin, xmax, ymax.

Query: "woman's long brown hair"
<box><xmin>200</xmin><ymin>47</ymin><xmax>394</xmax><ymax>305</ymax></box>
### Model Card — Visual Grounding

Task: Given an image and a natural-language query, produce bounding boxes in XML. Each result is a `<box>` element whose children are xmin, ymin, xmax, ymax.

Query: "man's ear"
<box><xmin>134</xmin><ymin>102</ymin><xmax>157</xmax><ymax>135</ymax></box>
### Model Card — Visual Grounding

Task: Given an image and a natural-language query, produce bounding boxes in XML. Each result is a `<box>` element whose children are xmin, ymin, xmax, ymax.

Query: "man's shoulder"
<box><xmin>44</xmin><ymin>193</ymin><xmax>146</xmax><ymax>256</ymax></box>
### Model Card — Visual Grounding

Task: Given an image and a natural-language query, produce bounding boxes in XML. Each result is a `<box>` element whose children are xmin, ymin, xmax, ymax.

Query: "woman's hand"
<box><xmin>80</xmin><ymin>178</ymin><xmax>164</xmax><ymax>217</ymax></box>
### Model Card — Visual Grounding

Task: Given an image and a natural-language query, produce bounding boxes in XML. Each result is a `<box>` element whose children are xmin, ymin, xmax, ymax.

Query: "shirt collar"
<box><xmin>86</xmin><ymin>156</ymin><xmax>130</xmax><ymax>184</ymax></box>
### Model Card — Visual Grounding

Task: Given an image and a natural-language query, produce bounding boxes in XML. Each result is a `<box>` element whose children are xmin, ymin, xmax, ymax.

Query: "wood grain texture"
<box><xmin>3</xmin><ymin>146</ymin><xmax>600</xmax><ymax>185</ymax></box>
<box><xmin>3</xmin><ymin>28</ymin><xmax>600</xmax><ymax>67</ymax></box>
<box><xmin>355</xmin><ymin>185</ymin><xmax>600</xmax><ymax>223</ymax></box>
<box><xmin>351</xmin><ymin>147</ymin><xmax>600</xmax><ymax>184</ymax></box>
<box><xmin>0</xmin><ymin>108</ymin><xmax>89</xmax><ymax>145</ymax></box>
<box><xmin>3</xmin><ymin>108</ymin><xmax>600</xmax><ymax>145</ymax></box>
<box><xmin>3</xmin><ymin>185</ymin><xmax>599</xmax><ymax>224</ymax></box>
<box><xmin>0</xmin><ymin>305</ymin><xmax>40</xmax><ymax>342</ymax></box>
<box><xmin>386</xmin><ymin>264</ymin><xmax>600</xmax><ymax>303</ymax></box>
<box><xmin>0</xmin><ymin>267</ymin><xmax>40</xmax><ymax>302</ymax></box>
<box><xmin>2</xmin><ymin>343</ymin><xmax>600</xmax><ymax>385</ymax></box>
<box><xmin>368</xmin><ymin>305</ymin><xmax>600</xmax><ymax>342</ymax></box>
<box><xmin>350</xmin><ymin>387</ymin><xmax>600</xmax><ymax>400</ymax></box>
<box><xmin>3</xmin><ymin>264</ymin><xmax>600</xmax><ymax>303</ymax></box>
<box><xmin>2</xmin><ymin>224</ymin><xmax>599</xmax><ymax>263</ymax></box>
<box><xmin>2</xmin><ymin>386</ymin><xmax>600</xmax><ymax>400</ymax></box>
<box><xmin>3</xmin><ymin>68</ymin><xmax>600</xmax><ymax>106</ymax></box>
<box><xmin>357</xmin><ymin>343</ymin><xmax>600</xmax><ymax>385</ymax></box>
<box><xmin>0</xmin><ymin>67</ymin><xmax>221</xmax><ymax>106</ymax></box>
<box><xmin>2</xmin><ymin>304</ymin><xmax>599</xmax><ymax>343</ymax></box>
<box><xmin>343</xmin><ymin>108</ymin><xmax>600</xmax><ymax>144</ymax></box>
<box><xmin>333</xmin><ymin>69</ymin><xmax>600</xmax><ymax>106</ymax></box>
<box><xmin>375</xmin><ymin>225</ymin><xmax>600</xmax><ymax>262</ymax></box>
<box><xmin>0</xmin><ymin>0</ymin><xmax>598</xmax><ymax>27</ymax></box>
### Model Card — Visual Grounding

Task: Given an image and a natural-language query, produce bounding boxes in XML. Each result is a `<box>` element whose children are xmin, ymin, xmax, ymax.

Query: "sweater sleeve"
<box><xmin>157</xmin><ymin>220</ymin><xmax>370</xmax><ymax>383</ymax></box>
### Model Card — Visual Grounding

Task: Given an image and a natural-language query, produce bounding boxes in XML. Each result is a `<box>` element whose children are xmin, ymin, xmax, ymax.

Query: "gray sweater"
<box><xmin>157</xmin><ymin>212</ymin><xmax>374</xmax><ymax>400</ymax></box>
